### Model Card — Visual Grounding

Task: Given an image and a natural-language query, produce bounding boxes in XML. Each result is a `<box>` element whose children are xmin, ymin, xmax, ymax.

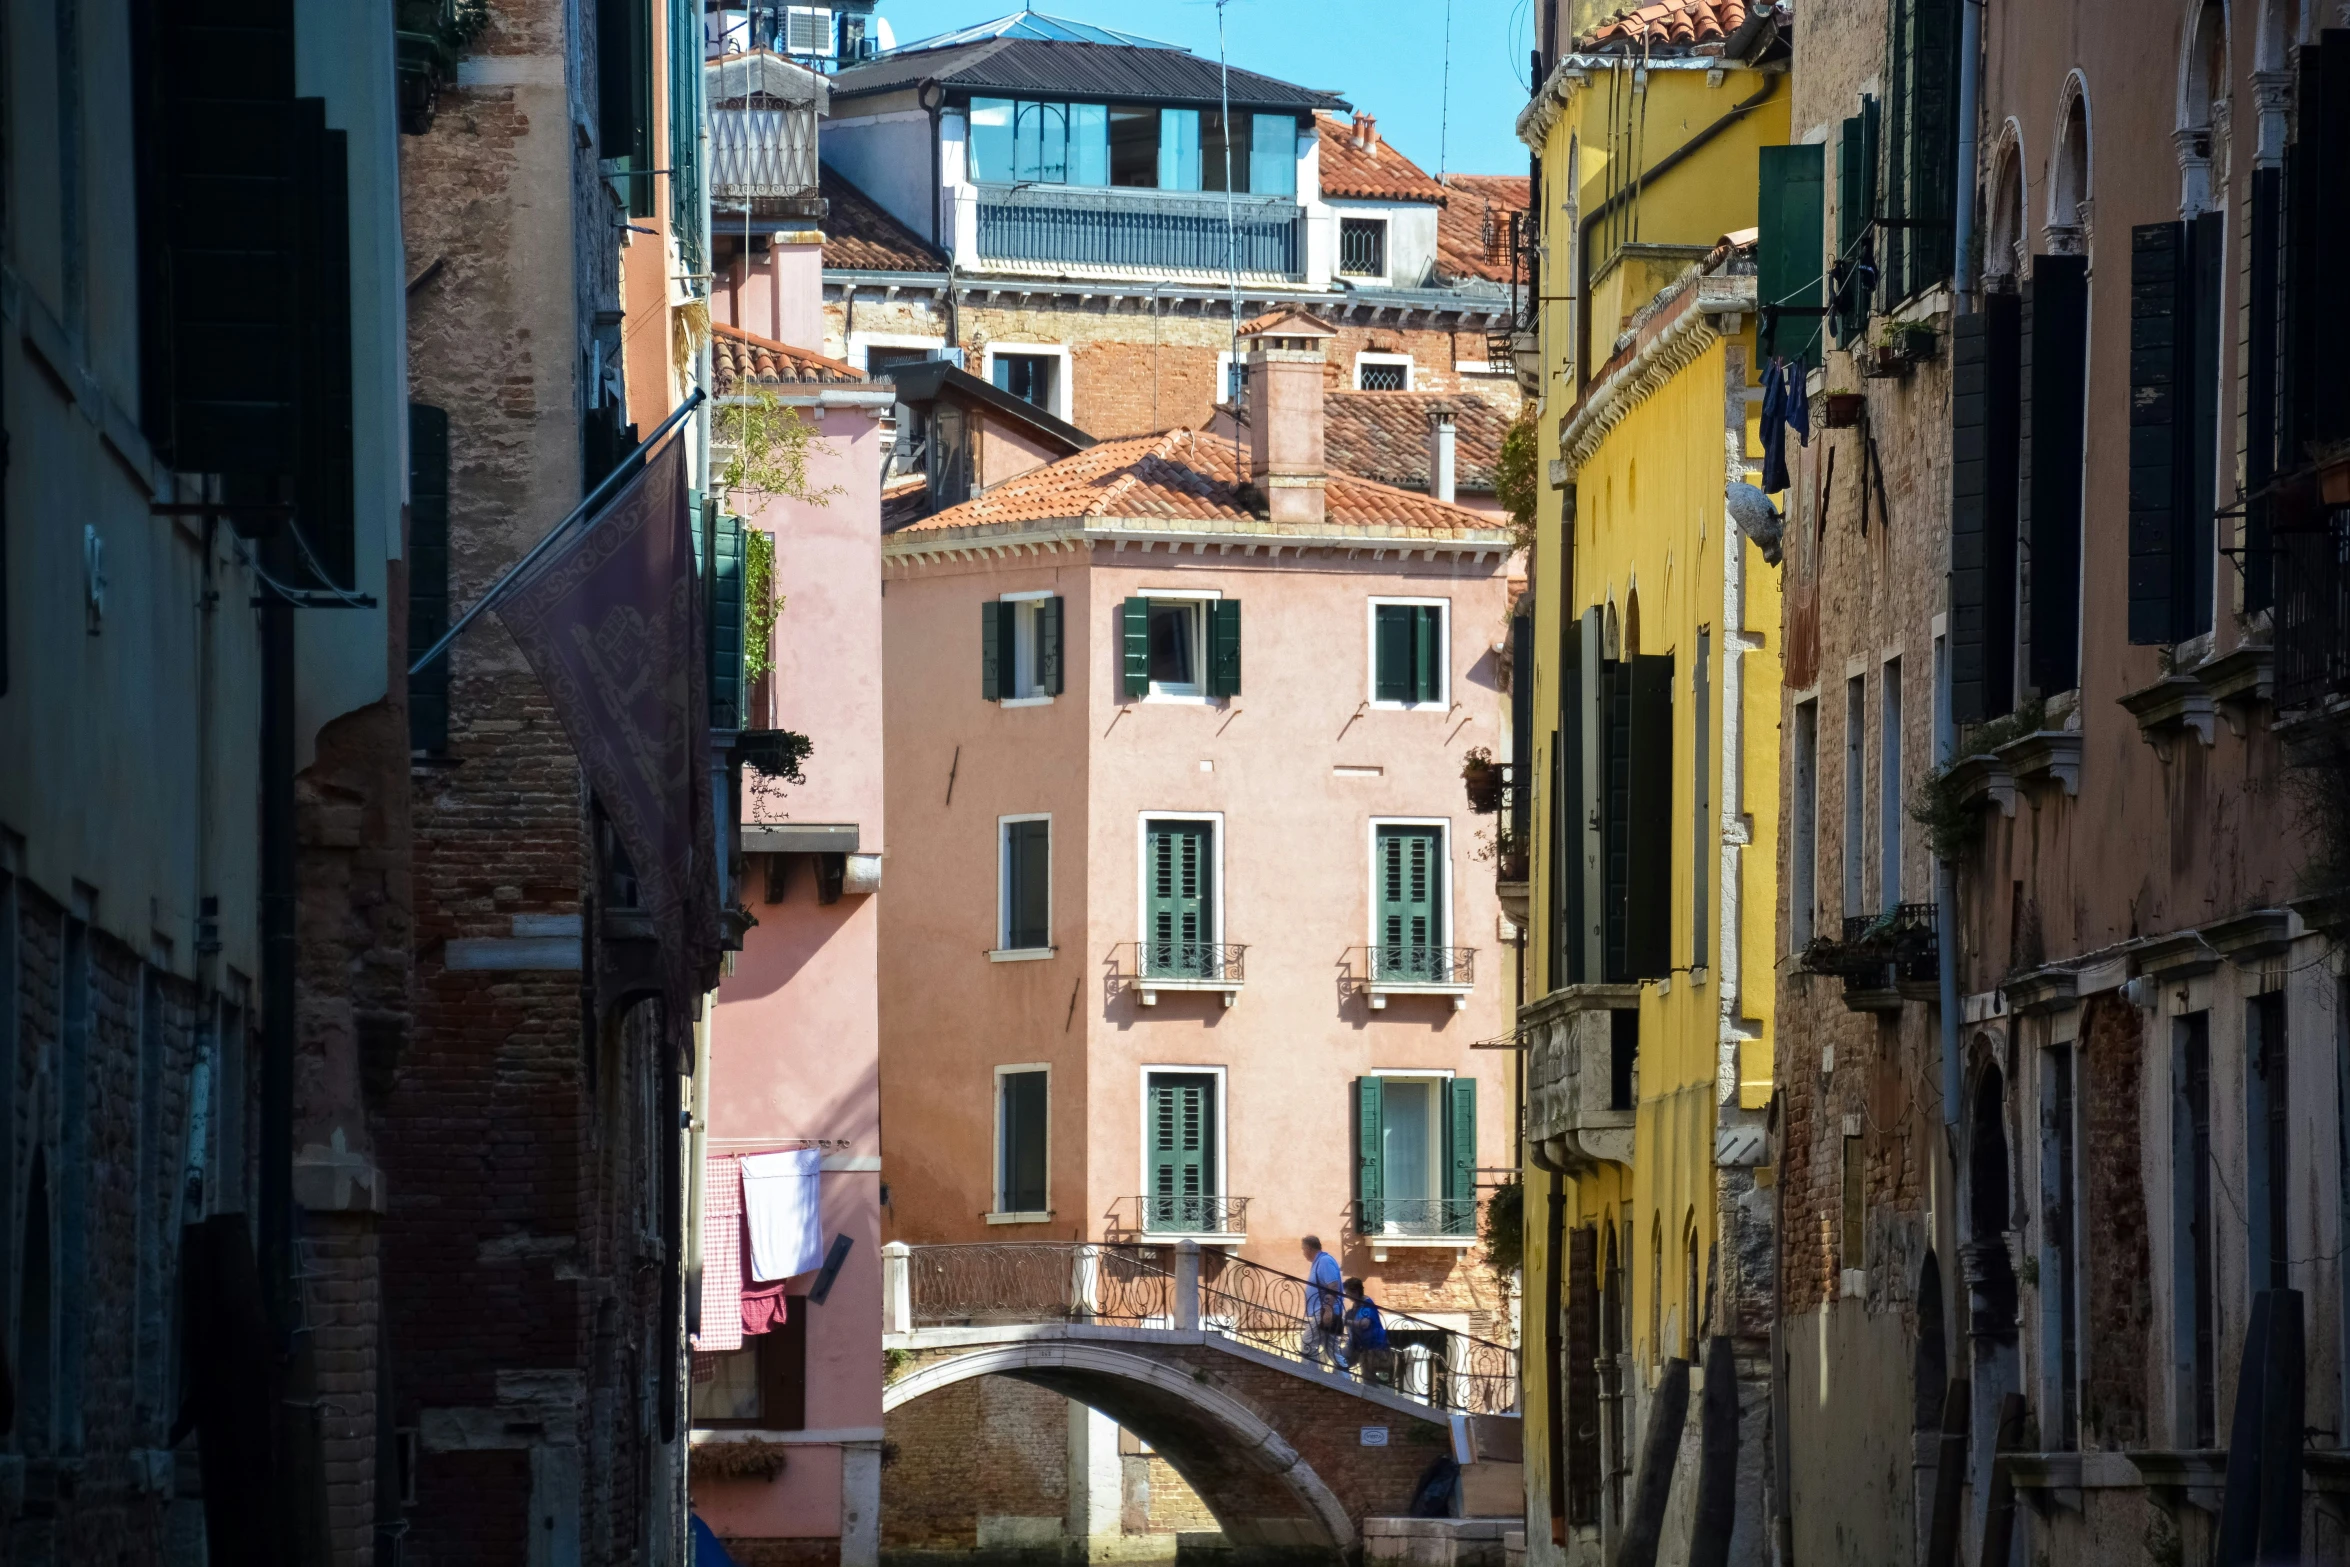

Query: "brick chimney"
<box><xmin>1242</xmin><ymin>310</ymin><xmax>1338</xmax><ymax>525</ymax></box>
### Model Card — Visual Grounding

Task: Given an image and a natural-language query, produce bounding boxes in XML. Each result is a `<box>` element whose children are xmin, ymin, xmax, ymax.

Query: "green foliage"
<box><xmin>1910</xmin><ymin>699</ymin><xmax>2044</xmax><ymax>860</ymax></box>
<box><xmin>743</xmin><ymin>525</ymin><xmax>779</xmax><ymax>685</ymax></box>
<box><xmin>1494</xmin><ymin>409</ymin><xmax>1541</xmax><ymax>553</ymax></box>
<box><xmin>1480</xmin><ymin>1175</ymin><xmax>1524</xmax><ymax>1287</ymax></box>
<box><xmin>717</xmin><ymin>391</ymin><xmax>844</xmax><ymax>508</ymax></box>
<box><xmin>882</xmin><ymin>1347</ymin><xmax>912</xmax><ymax>1382</ymax></box>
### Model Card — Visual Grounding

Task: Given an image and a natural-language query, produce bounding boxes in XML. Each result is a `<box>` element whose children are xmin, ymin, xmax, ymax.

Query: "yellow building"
<box><xmin>1513</xmin><ymin>4</ymin><xmax>1789</xmax><ymax>1563</ymax></box>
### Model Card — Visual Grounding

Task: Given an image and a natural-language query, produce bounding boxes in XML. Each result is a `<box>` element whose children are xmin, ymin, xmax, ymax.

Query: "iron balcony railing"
<box><xmin>1368</xmin><ymin>944</ymin><xmax>1476</xmax><ymax>985</ymax></box>
<box><xmin>973</xmin><ymin>184</ymin><xmax>1302</xmax><ymax>277</ymax></box>
<box><xmin>710</xmin><ymin>106</ymin><xmax>820</xmax><ymax>205</ymax></box>
<box><xmin>1140</xmin><ymin>941</ymin><xmax>1246</xmax><ymax>982</ymax></box>
<box><xmin>1352</xmin><ymin>1197</ymin><xmax>1477</xmax><ymax>1239</ymax></box>
<box><xmin>1800</xmin><ymin>902</ymin><xmax>1940</xmax><ymax>1000</ymax></box>
<box><xmin>1134</xmin><ymin>1194</ymin><xmax>1249</xmax><ymax>1236</ymax></box>
<box><xmin>2278</xmin><ymin>505</ymin><xmax>2350</xmax><ymax>710</ymax></box>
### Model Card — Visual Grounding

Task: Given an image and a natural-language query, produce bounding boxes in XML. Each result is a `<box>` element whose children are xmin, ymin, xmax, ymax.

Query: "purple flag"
<box><xmin>496</xmin><ymin>436</ymin><xmax>719</xmax><ymax>1016</ymax></box>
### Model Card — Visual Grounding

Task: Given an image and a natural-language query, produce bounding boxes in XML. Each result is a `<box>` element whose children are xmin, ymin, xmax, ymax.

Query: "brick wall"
<box><xmin>883</xmin><ymin>1377</ymin><xmax>1069</xmax><ymax>1550</ymax></box>
<box><xmin>2078</xmin><ymin>993</ymin><xmax>2152</xmax><ymax>1448</ymax></box>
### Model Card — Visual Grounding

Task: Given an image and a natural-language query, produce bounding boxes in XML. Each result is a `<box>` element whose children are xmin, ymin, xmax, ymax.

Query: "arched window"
<box><xmin>1682</xmin><ymin>1213</ymin><xmax>1700</xmax><ymax>1360</ymax></box>
<box><xmin>2178</xmin><ymin>2</ymin><xmax>2229</xmax><ymax>213</ymax></box>
<box><xmin>1914</xmin><ymin>1249</ymin><xmax>1947</xmax><ymax>1430</ymax></box>
<box><xmin>1984</xmin><ymin>134</ymin><xmax>2026</xmax><ymax>287</ymax></box>
<box><xmin>2048</xmin><ymin>88</ymin><xmax>2092</xmax><ymax>253</ymax></box>
<box><xmin>1969</xmin><ymin>1066</ymin><xmax>2010</xmax><ymax>1238</ymax></box>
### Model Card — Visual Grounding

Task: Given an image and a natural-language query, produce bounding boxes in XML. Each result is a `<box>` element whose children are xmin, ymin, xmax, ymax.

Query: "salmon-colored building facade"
<box><xmin>875</xmin><ymin>316</ymin><xmax>1522</xmax><ymax>1552</ymax></box>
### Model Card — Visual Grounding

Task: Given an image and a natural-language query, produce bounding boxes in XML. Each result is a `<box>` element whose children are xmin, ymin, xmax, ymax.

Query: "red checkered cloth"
<box><xmin>696</xmin><ymin>1154</ymin><xmax>744</xmax><ymax>1352</ymax></box>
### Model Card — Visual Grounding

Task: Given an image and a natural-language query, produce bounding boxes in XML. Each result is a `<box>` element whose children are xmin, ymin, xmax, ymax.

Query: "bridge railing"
<box><xmin>885</xmin><ymin>1240</ymin><xmax>1519</xmax><ymax>1417</ymax></box>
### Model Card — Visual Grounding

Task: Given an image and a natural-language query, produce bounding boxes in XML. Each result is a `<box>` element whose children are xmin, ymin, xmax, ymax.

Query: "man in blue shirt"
<box><xmin>1300</xmin><ymin>1235</ymin><xmax>1344</xmax><ymax>1368</ymax></box>
<box><xmin>1342</xmin><ymin>1278</ymin><xmax>1395</xmax><ymax>1387</ymax></box>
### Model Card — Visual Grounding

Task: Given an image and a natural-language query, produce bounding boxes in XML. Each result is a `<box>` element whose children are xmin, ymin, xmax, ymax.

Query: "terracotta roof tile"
<box><xmin>893</xmin><ymin>429</ymin><xmax>1504</xmax><ymax>538</ymax></box>
<box><xmin>819</xmin><ymin>165</ymin><xmax>948</xmax><ymax>273</ymax></box>
<box><xmin>1237</xmin><ymin>306</ymin><xmax>1337</xmax><ymax>337</ymax></box>
<box><xmin>712</xmin><ymin>323</ymin><xmax>873</xmax><ymax>391</ymax></box>
<box><xmin>1323</xmin><ymin>391</ymin><xmax>1514</xmax><ymax>493</ymax></box>
<box><xmin>1315</xmin><ymin>112</ymin><xmax>1448</xmax><ymax>203</ymax></box>
<box><xmin>1585</xmin><ymin>0</ymin><xmax>1748</xmax><ymax>49</ymax></box>
<box><xmin>1434</xmin><ymin>174</ymin><xmax>1530</xmax><ymax>284</ymax></box>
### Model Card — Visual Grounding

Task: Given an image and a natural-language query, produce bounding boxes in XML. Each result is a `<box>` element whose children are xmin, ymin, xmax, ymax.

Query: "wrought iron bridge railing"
<box><xmin>885</xmin><ymin>1241</ymin><xmax>1518</xmax><ymax>1416</ymax></box>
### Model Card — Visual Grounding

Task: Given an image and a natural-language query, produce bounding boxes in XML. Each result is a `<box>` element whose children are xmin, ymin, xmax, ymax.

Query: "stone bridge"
<box><xmin>879</xmin><ymin>1241</ymin><xmax>1521</xmax><ymax>1559</ymax></box>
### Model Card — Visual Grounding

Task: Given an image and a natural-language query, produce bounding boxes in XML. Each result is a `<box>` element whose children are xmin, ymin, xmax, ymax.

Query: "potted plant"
<box><xmin>1891</xmin><ymin>320</ymin><xmax>1939</xmax><ymax>364</ymax></box>
<box><xmin>1461</xmin><ymin>747</ymin><xmax>1505</xmax><ymax>814</ymax></box>
<box><xmin>1821</xmin><ymin>388</ymin><xmax>1866</xmax><ymax>428</ymax></box>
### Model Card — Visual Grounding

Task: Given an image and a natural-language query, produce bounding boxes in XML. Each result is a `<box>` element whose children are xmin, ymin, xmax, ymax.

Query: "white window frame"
<box><xmin>1352</xmin><ymin>351</ymin><xmax>1415</xmax><ymax>391</ymax></box>
<box><xmin>994</xmin><ymin>813</ymin><xmax>1054</xmax><ymax>959</ymax></box>
<box><xmin>1135</xmin><ymin>587</ymin><xmax>1222</xmax><ymax>704</ymax></box>
<box><xmin>1135</xmin><ymin>1062</ymin><xmax>1233</xmax><ymax>1240</ymax></box>
<box><xmin>1365</xmin><ymin>596</ymin><xmax>1451</xmax><ymax>711</ymax></box>
<box><xmin>848</xmin><ymin>331</ymin><xmax>948</xmax><ymax>373</ymax></box>
<box><xmin>1133</xmin><ymin>810</ymin><xmax>1234</xmax><ymax>1004</ymax></box>
<box><xmin>990</xmin><ymin>1062</ymin><xmax>1053</xmax><ymax>1223</ymax></box>
<box><xmin>1336</xmin><ymin>214</ymin><xmax>1392</xmax><ymax>283</ymax></box>
<box><xmin>1214</xmin><ymin>349</ymin><xmax>1248</xmax><ymax>406</ymax></box>
<box><xmin>980</xmin><ymin>341</ymin><xmax>1074</xmax><ymax>423</ymax></box>
<box><xmin>998</xmin><ymin>589</ymin><xmax>1057</xmax><ymax>707</ymax></box>
<box><xmin>1360</xmin><ymin>1068</ymin><xmax>1472</xmax><ymax>1258</ymax></box>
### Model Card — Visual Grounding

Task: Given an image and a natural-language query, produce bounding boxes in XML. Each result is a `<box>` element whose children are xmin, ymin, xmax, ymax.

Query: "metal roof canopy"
<box><xmin>828</xmin><ymin>36</ymin><xmax>1349</xmax><ymax>113</ymax></box>
<box><xmin>885</xmin><ymin>9</ymin><xmax>1183</xmax><ymax>52</ymax></box>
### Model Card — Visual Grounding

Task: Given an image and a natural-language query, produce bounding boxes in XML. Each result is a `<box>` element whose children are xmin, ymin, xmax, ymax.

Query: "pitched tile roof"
<box><xmin>819</xmin><ymin>165</ymin><xmax>948</xmax><ymax>273</ymax></box>
<box><xmin>712</xmin><ymin>323</ymin><xmax>873</xmax><ymax>391</ymax></box>
<box><xmin>1434</xmin><ymin>174</ymin><xmax>1531</xmax><ymax>284</ymax></box>
<box><xmin>1584</xmin><ymin>0</ymin><xmax>1750</xmax><ymax>49</ymax></box>
<box><xmin>1237</xmin><ymin>306</ymin><xmax>1338</xmax><ymax>338</ymax></box>
<box><xmin>1323</xmin><ymin>392</ymin><xmax>1515</xmax><ymax>494</ymax></box>
<box><xmin>1315</xmin><ymin>113</ymin><xmax>1448</xmax><ymax>203</ymax></box>
<box><xmin>891</xmin><ymin>429</ymin><xmax>1505</xmax><ymax>539</ymax></box>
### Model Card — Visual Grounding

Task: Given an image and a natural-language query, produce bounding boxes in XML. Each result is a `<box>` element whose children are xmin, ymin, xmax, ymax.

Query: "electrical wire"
<box><xmin>1217</xmin><ymin>0</ymin><xmax>1240</xmax><ymax>431</ymax></box>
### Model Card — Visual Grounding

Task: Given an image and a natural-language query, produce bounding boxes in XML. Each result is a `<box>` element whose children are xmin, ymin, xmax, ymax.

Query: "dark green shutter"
<box><xmin>1207</xmin><ymin>599</ymin><xmax>1242</xmax><ymax>696</ymax></box>
<box><xmin>597</xmin><ymin>0</ymin><xmax>653</xmax><ymax>216</ymax></box>
<box><xmin>1356</xmin><ymin>1076</ymin><xmax>1385</xmax><ymax>1226</ymax></box>
<box><xmin>2246</xmin><ymin>168</ymin><xmax>2281</xmax><ymax>614</ymax></box>
<box><xmin>1691</xmin><ymin>633</ymin><xmax>1709</xmax><ymax>968</ymax></box>
<box><xmin>1413</xmin><ymin>606</ymin><xmax>1441</xmax><ymax>704</ymax></box>
<box><xmin>1623</xmin><ymin>655</ymin><xmax>1674</xmax><ymax>982</ymax></box>
<box><xmin>2029</xmin><ymin>256</ymin><xmax>2088</xmax><ymax>694</ymax></box>
<box><xmin>1148</xmin><ymin>1073</ymin><xmax>1216</xmax><ymax>1230</ymax></box>
<box><xmin>1375</xmin><ymin>826</ymin><xmax>1444</xmax><ymax>978</ymax></box>
<box><xmin>1444</xmin><ymin>1077</ymin><xmax>1477</xmax><ymax>1236</ymax></box>
<box><xmin>2184</xmin><ymin>212</ymin><xmax>2222</xmax><ymax>641</ymax></box>
<box><xmin>407</xmin><ymin>404</ymin><xmax>451</xmax><ymax>752</ymax></box>
<box><xmin>1757</xmin><ymin>144</ymin><xmax>1827</xmax><ymax>369</ymax></box>
<box><xmin>1601</xmin><ymin>659</ymin><xmax>1632</xmax><ymax>982</ymax></box>
<box><xmin>1001</xmin><ymin>1069</ymin><xmax>1049</xmax><ymax>1212</ymax></box>
<box><xmin>1121</xmin><ymin>597</ymin><xmax>1150</xmax><ymax>697</ymax></box>
<box><xmin>1376</xmin><ymin>604</ymin><xmax>1413</xmax><ymax>701</ymax></box>
<box><xmin>2128</xmin><ymin>223</ymin><xmax>2184</xmax><ymax>645</ymax></box>
<box><xmin>1948</xmin><ymin>298</ymin><xmax>2026</xmax><ymax>726</ymax></box>
<box><xmin>709</xmin><ymin>513</ymin><xmax>745</xmax><ymax>730</ymax></box>
<box><xmin>1903</xmin><ymin>0</ymin><xmax>1959</xmax><ymax>298</ymax></box>
<box><xmin>1553</xmin><ymin>630</ymin><xmax>1585</xmax><ymax>991</ymax></box>
<box><xmin>1145</xmin><ymin>820</ymin><xmax>1213</xmax><ymax>975</ymax></box>
<box><xmin>1833</xmin><ymin>105</ymin><xmax>1880</xmax><ymax>342</ymax></box>
<box><xmin>1041</xmin><ymin>596</ymin><xmax>1065</xmax><ymax>694</ymax></box>
<box><xmin>1006</xmin><ymin>820</ymin><xmax>1049</xmax><ymax>948</ymax></box>
<box><xmin>982</xmin><ymin>600</ymin><xmax>1004</xmax><ymax>700</ymax></box>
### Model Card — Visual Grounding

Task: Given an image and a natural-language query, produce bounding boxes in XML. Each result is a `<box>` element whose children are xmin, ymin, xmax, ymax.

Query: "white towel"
<box><xmin>741</xmin><ymin>1148</ymin><xmax>824</xmax><ymax>1283</ymax></box>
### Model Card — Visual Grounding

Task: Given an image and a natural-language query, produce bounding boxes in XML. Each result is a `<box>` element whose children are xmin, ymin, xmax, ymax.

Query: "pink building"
<box><xmin>690</xmin><ymin>312</ymin><xmax>895</xmax><ymax>1562</ymax></box>
<box><xmin>876</xmin><ymin>312</ymin><xmax>1519</xmax><ymax>1553</ymax></box>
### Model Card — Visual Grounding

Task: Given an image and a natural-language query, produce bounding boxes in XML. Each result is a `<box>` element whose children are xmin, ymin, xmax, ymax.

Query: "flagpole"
<box><xmin>408</xmin><ymin>386</ymin><xmax>708</xmax><ymax>679</ymax></box>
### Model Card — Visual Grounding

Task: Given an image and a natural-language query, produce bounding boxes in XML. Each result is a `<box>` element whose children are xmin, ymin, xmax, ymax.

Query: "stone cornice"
<box><xmin>1557</xmin><ymin>273</ymin><xmax>1754</xmax><ymax>470</ymax></box>
<box><xmin>882</xmin><ymin>518</ymin><xmax>1513</xmax><ymax>569</ymax></box>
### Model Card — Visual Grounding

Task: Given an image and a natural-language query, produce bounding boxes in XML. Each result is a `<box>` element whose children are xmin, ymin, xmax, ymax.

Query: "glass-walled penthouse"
<box><xmin>967</xmin><ymin>99</ymin><xmax>1300</xmax><ymax>196</ymax></box>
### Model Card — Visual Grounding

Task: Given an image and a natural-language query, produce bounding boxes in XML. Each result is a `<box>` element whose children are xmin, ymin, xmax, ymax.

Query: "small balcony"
<box><xmin>1109</xmin><ymin>941</ymin><xmax>1247</xmax><ymax>1007</ymax></box>
<box><xmin>1115</xmin><ymin>1194</ymin><xmax>1250</xmax><ymax>1243</ymax></box>
<box><xmin>1348</xmin><ymin>945</ymin><xmax>1477</xmax><ymax>1010</ymax></box>
<box><xmin>2278</xmin><ymin>504</ymin><xmax>2350</xmax><ymax>721</ymax></box>
<box><xmin>1352</xmin><ymin>1197</ymin><xmax>1476</xmax><ymax>1239</ymax></box>
<box><xmin>971</xmin><ymin>184</ymin><xmax>1303</xmax><ymax>279</ymax></box>
<box><xmin>1799</xmin><ymin>903</ymin><xmax>1940</xmax><ymax>1013</ymax></box>
<box><xmin>1521</xmin><ymin>984</ymin><xmax>1641</xmax><ymax>1172</ymax></box>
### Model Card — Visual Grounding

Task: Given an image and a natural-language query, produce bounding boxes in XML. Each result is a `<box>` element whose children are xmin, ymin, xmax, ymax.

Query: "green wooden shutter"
<box><xmin>1207</xmin><ymin>599</ymin><xmax>1242</xmax><ymax>697</ymax></box>
<box><xmin>710</xmin><ymin>512</ymin><xmax>745</xmax><ymax>730</ymax></box>
<box><xmin>1413</xmin><ymin>606</ymin><xmax>1441</xmax><ymax>704</ymax></box>
<box><xmin>2184</xmin><ymin>211</ymin><xmax>2223</xmax><ymax>643</ymax></box>
<box><xmin>1006</xmin><ymin>820</ymin><xmax>1050</xmax><ymax>948</ymax></box>
<box><xmin>1624</xmin><ymin>656</ymin><xmax>1674</xmax><ymax>981</ymax></box>
<box><xmin>1356</xmin><ymin>1076</ymin><xmax>1385</xmax><ymax>1228</ymax></box>
<box><xmin>1601</xmin><ymin>659</ymin><xmax>1632</xmax><ymax>982</ymax></box>
<box><xmin>1691</xmin><ymin>633</ymin><xmax>1709</xmax><ymax>969</ymax></box>
<box><xmin>982</xmin><ymin>600</ymin><xmax>1004</xmax><ymax>700</ymax></box>
<box><xmin>2128</xmin><ymin>223</ymin><xmax>2184</xmax><ymax>645</ymax></box>
<box><xmin>1000</xmin><ymin>1069</ymin><xmax>1049</xmax><ymax>1212</ymax></box>
<box><xmin>1756</xmin><ymin>144</ymin><xmax>1827</xmax><ymax>369</ymax></box>
<box><xmin>407</xmin><ymin>404</ymin><xmax>451</xmax><ymax>752</ymax></box>
<box><xmin>2246</xmin><ymin>168</ymin><xmax>2282</xmax><ymax>615</ymax></box>
<box><xmin>1949</xmin><ymin>308</ymin><xmax>1992</xmax><ymax>724</ymax></box>
<box><xmin>1375</xmin><ymin>604</ymin><xmax>1413</xmax><ymax>702</ymax></box>
<box><xmin>1148</xmin><ymin>1073</ymin><xmax>1216</xmax><ymax>1230</ymax></box>
<box><xmin>2028</xmin><ymin>256</ymin><xmax>2089</xmax><ymax>694</ymax></box>
<box><xmin>1883</xmin><ymin>0</ymin><xmax>1913</xmax><ymax>299</ymax></box>
<box><xmin>1042</xmin><ymin>596</ymin><xmax>1065</xmax><ymax>694</ymax></box>
<box><xmin>1905</xmin><ymin>0</ymin><xmax>1959</xmax><ymax>298</ymax></box>
<box><xmin>1375</xmin><ymin>826</ymin><xmax>1444</xmax><ymax>979</ymax></box>
<box><xmin>1121</xmin><ymin>597</ymin><xmax>1150</xmax><ymax>696</ymax></box>
<box><xmin>1833</xmin><ymin>107</ymin><xmax>1880</xmax><ymax>344</ymax></box>
<box><xmin>1145</xmin><ymin>820</ymin><xmax>1214</xmax><ymax>975</ymax></box>
<box><xmin>1444</xmin><ymin>1077</ymin><xmax>1477</xmax><ymax>1236</ymax></box>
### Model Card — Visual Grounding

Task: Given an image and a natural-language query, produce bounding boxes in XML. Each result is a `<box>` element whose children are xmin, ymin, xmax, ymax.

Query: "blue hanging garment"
<box><xmin>1759</xmin><ymin>359</ymin><xmax>1792</xmax><ymax>495</ymax></box>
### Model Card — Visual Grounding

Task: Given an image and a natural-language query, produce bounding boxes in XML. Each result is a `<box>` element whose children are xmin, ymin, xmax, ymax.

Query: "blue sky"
<box><xmin>870</xmin><ymin>1</ymin><xmax>1539</xmax><ymax>178</ymax></box>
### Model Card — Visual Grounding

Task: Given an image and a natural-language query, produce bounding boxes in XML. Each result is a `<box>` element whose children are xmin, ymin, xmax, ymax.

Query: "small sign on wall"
<box><xmin>1359</xmin><ymin>1426</ymin><xmax>1389</xmax><ymax>1447</ymax></box>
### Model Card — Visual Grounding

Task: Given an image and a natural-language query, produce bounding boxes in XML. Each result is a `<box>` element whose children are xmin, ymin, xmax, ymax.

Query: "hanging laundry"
<box><xmin>1759</xmin><ymin>357</ymin><xmax>1811</xmax><ymax>496</ymax></box>
<box><xmin>1785</xmin><ymin>364</ymin><xmax>1811</xmax><ymax>449</ymax></box>
<box><xmin>741</xmin><ymin>1275</ymin><xmax>791</xmax><ymax>1338</ymax></box>
<box><xmin>741</xmin><ymin>1147</ymin><xmax>825</xmax><ymax>1283</ymax></box>
<box><xmin>695</xmin><ymin>1154</ymin><xmax>744</xmax><ymax>1353</ymax></box>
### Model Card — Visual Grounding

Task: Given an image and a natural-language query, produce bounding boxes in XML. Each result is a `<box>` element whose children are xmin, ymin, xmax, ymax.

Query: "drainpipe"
<box><xmin>1950</xmin><ymin>0</ymin><xmax>1983</xmax><ymax>317</ymax></box>
<box><xmin>1575</xmin><ymin>74</ymin><xmax>1780</xmax><ymax>397</ymax></box>
<box><xmin>920</xmin><ymin>79</ymin><xmax>945</xmax><ymax>247</ymax></box>
<box><xmin>1937</xmin><ymin>647</ymin><xmax>1962</xmax><ymax>1131</ymax></box>
<box><xmin>258</xmin><ymin>584</ymin><xmax>295</xmax><ymax>1330</ymax></box>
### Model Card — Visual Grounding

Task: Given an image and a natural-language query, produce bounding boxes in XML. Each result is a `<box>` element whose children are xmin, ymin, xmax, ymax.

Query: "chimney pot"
<box><xmin>1428</xmin><ymin>406</ymin><xmax>1457</xmax><ymax>504</ymax></box>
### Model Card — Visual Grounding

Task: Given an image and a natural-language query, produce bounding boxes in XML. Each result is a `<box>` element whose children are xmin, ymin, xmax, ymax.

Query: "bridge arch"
<box><xmin>885</xmin><ymin>1341</ymin><xmax>1358</xmax><ymax>1552</ymax></box>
